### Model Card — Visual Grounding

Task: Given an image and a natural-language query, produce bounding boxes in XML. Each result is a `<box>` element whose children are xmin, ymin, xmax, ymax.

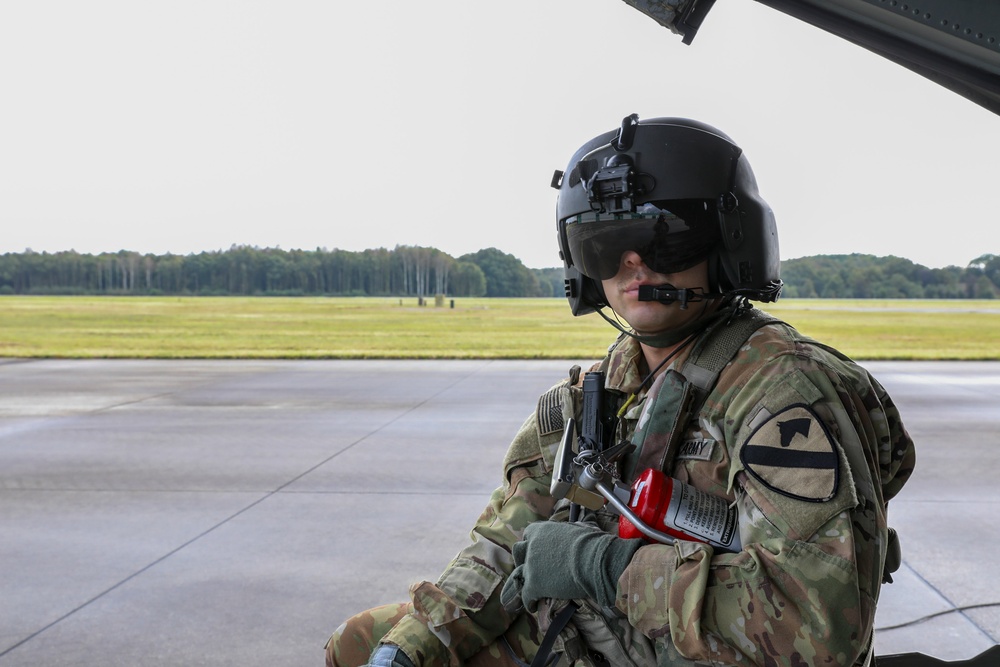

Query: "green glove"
<box><xmin>500</xmin><ymin>521</ymin><xmax>643</xmax><ymax>613</ymax></box>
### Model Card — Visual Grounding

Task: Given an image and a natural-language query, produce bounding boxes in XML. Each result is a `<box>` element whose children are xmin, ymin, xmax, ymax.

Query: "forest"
<box><xmin>1</xmin><ymin>245</ymin><xmax>999</xmax><ymax>299</ymax></box>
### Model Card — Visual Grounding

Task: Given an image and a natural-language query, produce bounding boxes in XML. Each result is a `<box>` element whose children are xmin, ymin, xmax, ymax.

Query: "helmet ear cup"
<box><xmin>559</xmin><ymin>215</ymin><xmax>610</xmax><ymax>315</ymax></box>
<box><xmin>563</xmin><ymin>265</ymin><xmax>607</xmax><ymax>316</ymax></box>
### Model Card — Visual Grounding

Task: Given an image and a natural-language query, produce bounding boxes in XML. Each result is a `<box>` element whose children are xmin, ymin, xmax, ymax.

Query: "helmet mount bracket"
<box><xmin>586</xmin><ymin>160</ymin><xmax>636</xmax><ymax>214</ymax></box>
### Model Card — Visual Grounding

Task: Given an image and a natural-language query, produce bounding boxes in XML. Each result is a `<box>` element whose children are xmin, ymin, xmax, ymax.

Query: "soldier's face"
<box><xmin>600</xmin><ymin>251</ymin><xmax>711</xmax><ymax>335</ymax></box>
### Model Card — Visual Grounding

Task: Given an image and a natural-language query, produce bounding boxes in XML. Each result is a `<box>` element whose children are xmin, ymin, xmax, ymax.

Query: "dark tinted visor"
<box><xmin>565</xmin><ymin>205</ymin><xmax>717</xmax><ymax>281</ymax></box>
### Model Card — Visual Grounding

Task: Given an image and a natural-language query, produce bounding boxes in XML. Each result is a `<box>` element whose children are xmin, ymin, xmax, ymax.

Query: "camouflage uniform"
<box><xmin>327</xmin><ymin>309</ymin><xmax>915</xmax><ymax>667</ymax></box>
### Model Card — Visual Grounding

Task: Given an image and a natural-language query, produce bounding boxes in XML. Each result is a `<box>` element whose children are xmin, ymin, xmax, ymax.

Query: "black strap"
<box><xmin>529</xmin><ymin>602</ymin><xmax>579</xmax><ymax>667</ymax></box>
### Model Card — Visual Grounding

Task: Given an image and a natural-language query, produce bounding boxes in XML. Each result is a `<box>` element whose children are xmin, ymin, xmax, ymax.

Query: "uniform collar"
<box><xmin>604</xmin><ymin>328</ymin><xmax>699</xmax><ymax>398</ymax></box>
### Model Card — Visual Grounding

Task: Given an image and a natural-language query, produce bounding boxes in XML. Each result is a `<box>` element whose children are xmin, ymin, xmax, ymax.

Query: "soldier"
<box><xmin>326</xmin><ymin>115</ymin><xmax>915</xmax><ymax>667</ymax></box>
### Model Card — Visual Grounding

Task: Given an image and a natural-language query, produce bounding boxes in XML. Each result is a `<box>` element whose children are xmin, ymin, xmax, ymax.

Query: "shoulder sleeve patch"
<box><xmin>740</xmin><ymin>403</ymin><xmax>839</xmax><ymax>502</ymax></box>
<box><xmin>536</xmin><ymin>385</ymin><xmax>565</xmax><ymax>437</ymax></box>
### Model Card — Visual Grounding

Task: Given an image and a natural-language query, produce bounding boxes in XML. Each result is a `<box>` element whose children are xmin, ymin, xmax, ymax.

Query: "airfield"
<box><xmin>1</xmin><ymin>359</ymin><xmax>999</xmax><ymax>665</ymax></box>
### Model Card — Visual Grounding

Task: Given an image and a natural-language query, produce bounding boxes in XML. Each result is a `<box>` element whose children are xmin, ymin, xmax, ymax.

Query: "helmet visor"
<box><xmin>565</xmin><ymin>204</ymin><xmax>717</xmax><ymax>281</ymax></box>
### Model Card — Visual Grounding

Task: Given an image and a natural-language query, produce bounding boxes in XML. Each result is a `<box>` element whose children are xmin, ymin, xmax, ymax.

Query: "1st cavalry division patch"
<box><xmin>739</xmin><ymin>403</ymin><xmax>839</xmax><ymax>502</ymax></box>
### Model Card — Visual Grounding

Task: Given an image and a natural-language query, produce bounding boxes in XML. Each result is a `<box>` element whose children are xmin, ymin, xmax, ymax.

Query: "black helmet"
<box><xmin>554</xmin><ymin>114</ymin><xmax>782</xmax><ymax>316</ymax></box>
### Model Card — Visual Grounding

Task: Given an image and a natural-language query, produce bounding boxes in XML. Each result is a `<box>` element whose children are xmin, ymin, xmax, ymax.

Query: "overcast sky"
<box><xmin>2</xmin><ymin>0</ymin><xmax>998</xmax><ymax>269</ymax></box>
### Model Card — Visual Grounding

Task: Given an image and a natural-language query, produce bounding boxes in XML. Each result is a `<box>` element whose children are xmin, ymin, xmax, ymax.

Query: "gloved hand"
<box><xmin>500</xmin><ymin>521</ymin><xmax>643</xmax><ymax>613</ymax></box>
<box><xmin>365</xmin><ymin>644</ymin><xmax>416</xmax><ymax>667</ymax></box>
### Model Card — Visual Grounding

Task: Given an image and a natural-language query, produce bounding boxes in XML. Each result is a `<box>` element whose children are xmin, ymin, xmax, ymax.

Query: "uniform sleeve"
<box><xmin>383</xmin><ymin>382</ymin><xmax>575</xmax><ymax>666</ymax></box>
<box><xmin>616</xmin><ymin>351</ymin><xmax>915</xmax><ymax>666</ymax></box>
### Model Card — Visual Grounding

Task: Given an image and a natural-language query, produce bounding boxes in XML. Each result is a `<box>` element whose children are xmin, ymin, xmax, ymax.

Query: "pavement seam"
<box><xmin>0</xmin><ymin>491</ymin><xmax>274</xmax><ymax>658</ymax></box>
<box><xmin>889</xmin><ymin>560</ymin><xmax>1000</xmax><ymax>643</ymax></box>
<box><xmin>266</xmin><ymin>359</ymin><xmax>495</xmax><ymax>494</ymax></box>
<box><xmin>0</xmin><ymin>360</ymin><xmax>494</xmax><ymax>659</ymax></box>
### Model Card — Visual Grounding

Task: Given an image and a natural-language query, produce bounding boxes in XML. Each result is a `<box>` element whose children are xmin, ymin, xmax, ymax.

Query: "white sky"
<box><xmin>2</xmin><ymin>0</ymin><xmax>998</xmax><ymax>269</ymax></box>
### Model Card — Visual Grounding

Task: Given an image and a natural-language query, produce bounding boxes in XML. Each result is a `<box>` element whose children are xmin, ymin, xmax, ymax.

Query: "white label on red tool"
<box><xmin>668</xmin><ymin>481</ymin><xmax>739</xmax><ymax>548</ymax></box>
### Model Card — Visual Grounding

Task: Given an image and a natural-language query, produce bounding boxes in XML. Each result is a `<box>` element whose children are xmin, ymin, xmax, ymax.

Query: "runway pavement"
<box><xmin>1</xmin><ymin>358</ymin><xmax>999</xmax><ymax>666</ymax></box>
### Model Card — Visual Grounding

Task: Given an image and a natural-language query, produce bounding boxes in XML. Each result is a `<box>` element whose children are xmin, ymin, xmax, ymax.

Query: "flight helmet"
<box><xmin>554</xmin><ymin>114</ymin><xmax>782</xmax><ymax>316</ymax></box>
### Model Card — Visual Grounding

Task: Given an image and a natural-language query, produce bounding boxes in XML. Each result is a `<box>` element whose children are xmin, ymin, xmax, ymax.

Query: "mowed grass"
<box><xmin>767</xmin><ymin>300</ymin><xmax>1000</xmax><ymax>360</ymax></box>
<box><xmin>1</xmin><ymin>296</ymin><xmax>999</xmax><ymax>360</ymax></box>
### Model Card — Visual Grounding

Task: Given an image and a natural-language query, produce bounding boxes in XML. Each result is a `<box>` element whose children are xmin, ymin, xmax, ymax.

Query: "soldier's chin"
<box><xmin>629</xmin><ymin>304</ymin><xmax>699</xmax><ymax>334</ymax></box>
<box><xmin>628</xmin><ymin>316</ymin><xmax>674</xmax><ymax>336</ymax></box>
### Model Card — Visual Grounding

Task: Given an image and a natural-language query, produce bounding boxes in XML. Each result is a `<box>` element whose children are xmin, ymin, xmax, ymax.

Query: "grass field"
<box><xmin>1</xmin><ymin>295</ymin><xmax>999</xmax><ymax>360</ymax></box>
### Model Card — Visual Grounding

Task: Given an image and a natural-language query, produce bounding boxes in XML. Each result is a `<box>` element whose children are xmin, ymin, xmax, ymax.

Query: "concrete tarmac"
<box><xmin>1</xmin><ymin>359</ymin><xmax>999</xmax><ymax>666</ymax></box>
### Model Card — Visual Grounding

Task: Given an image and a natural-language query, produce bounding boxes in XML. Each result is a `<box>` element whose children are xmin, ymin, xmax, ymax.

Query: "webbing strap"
<box><xmin>681</xmin><ymin>307</ymin><xmax>782</xmax><ymax>396</ymax></box>
<box><xmin>529</xmin><ymin>603</ymin><xmax>578</xmax><ymax>667</ymax></box>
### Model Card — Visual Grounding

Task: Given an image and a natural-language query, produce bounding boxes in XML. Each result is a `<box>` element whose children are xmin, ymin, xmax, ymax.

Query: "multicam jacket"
<box><xmin>382</xmin><ymin>310</ymin><xmax>915</xmax><ymax>666</ymax></box>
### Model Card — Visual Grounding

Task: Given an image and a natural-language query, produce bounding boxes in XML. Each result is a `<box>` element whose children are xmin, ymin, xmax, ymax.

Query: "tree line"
<box><xmin>0</xmin><ymin>245</ymin><xmax>564</xmax><ymax>298</ymax></box>
<box><xmin>2</xmin><ymin>246</ymin><xmax>998</xmax><ymax>299</ymax></box>
<box><xmin>780</xmin><ymin>253</ymin><xmax>1000</xmax><ymax>299</ymax></box>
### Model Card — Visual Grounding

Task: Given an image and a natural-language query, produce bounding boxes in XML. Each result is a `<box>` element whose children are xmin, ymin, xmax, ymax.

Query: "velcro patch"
<box><xmin>740</xmin><ymin>403</ymin><xmax>839</xmax><ymax>502</ymax></box>
<box><xmin>536</xmin><ymin>386</ymin><xmax>564</xmax><ymax>437</ymax></box>
<box><xmin>677</xmin><ymin>439</ymin><xmax>717</xmax><ymax>462</ymax></box>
